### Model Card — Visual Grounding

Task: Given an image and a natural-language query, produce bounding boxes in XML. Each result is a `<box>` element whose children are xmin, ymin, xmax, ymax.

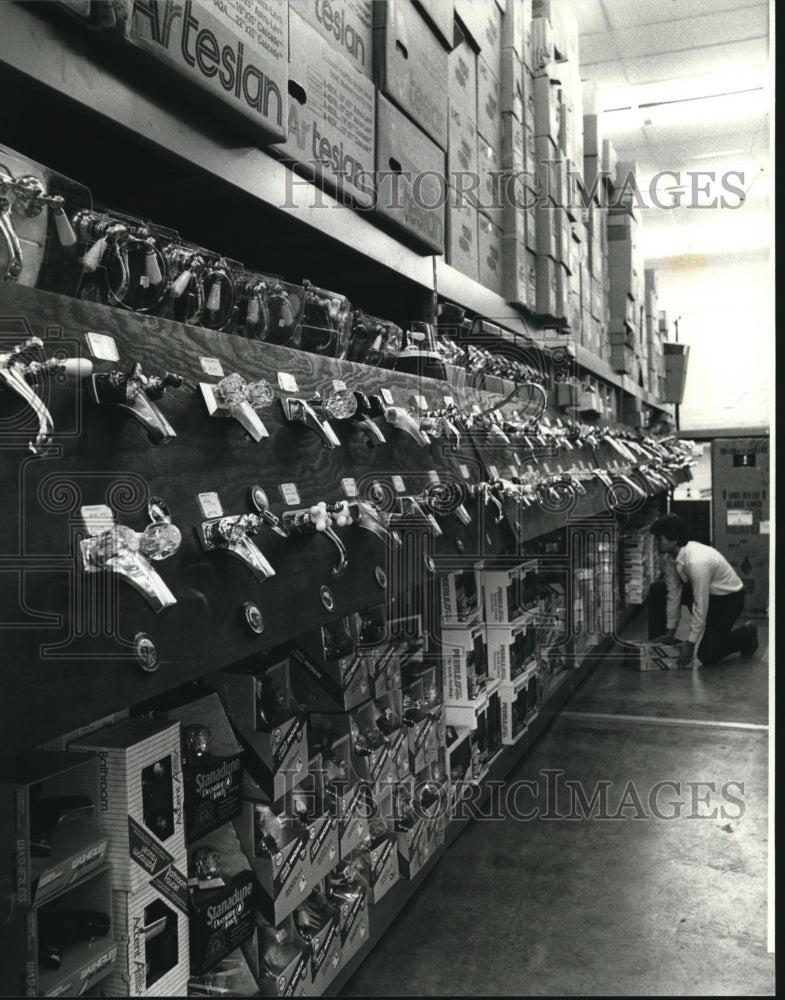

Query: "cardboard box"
<box><xmin>187</xmin><ymin>823</ymin><xmax>256</xmax><ymax>977</ymax></box>
<box><xmin>500</xmin><ymin>47</ymin><xmax>523</xmax><ymax>120</ymax></box>
<box><xmin>414</xmin><ymin>0</ymin><xmax>454</xmax><ymax>49</ymax></box>
<box><xmin>502</xmin><ymin>237</ymin><xmax>536</xmax><ymax>308</ymax></box>
<box><xmin>448</xmin><ymin>28</ymin><xmax>478</xmax><ymax>119</ymax></box>
<box><xmin>70</xmin><ymin>720</ymin><xmax>186</xmax><ymax>894</ymax></box>
<box><xmin>306</xmin><ymin>733</ymin><xmax>371</xmax><ymax>859</ymax></box>
<box><xmin>205</xmin><ymin>660</ymin><xmax>309</xmax><ymax>803</ymax></box>
<box><xmin>362</xmin><ymin>830</ymin><xmax>400</xmax><ymax>903</ymax></box>
<box><xmin>500</xmin><ymin>111</ymin><xmax>524</xmax><ymax>172</ymax></box>
<box><xmin>455</xmin><ymin>0</ymin><xmax>502</xmax><ymax>59</ymax></box>
<box><xmin>446</xmin><ymin>188</ymin><xmax>480</xmax><ymax>280</ymax></box>
<box><xmin>0</xmin><ymin>751</ymin><xmax>109</xmax><ymax>908</ymax></box>
<box><xmin>373</xmin><ymin>0</ymin><xmax>449</xmax><ymax>149</ymax></box>
<box><xmin>107</xmin><ymin>866</ymin><xmax>190</xmax><ymax>997</ymax></box>
<box><xmin>477</xmin><ymin>55</ymin><xmax>502</xmax><ymax>150</ymax></box>
<box><xmin>448</xmin><ymin>98</ymin><xmax>479</xmax><ymax>180</ymax></box>
<box><xmin>327</xmin><ymin>875</ymin><xmax>369</xmax><ymax>965</ymax></box>
<box><xmin>395</xmin><ymin>816</ymin><xmax>428</xmax><ymax>879</ymax></box>
<box><xmin>234</xmin><ymin>791</ymin><xmax>310</xmax><ymax>925</ymax></box>
<box><xmin>245</xmin><ymin>921</ymin><xmax>309</xmax><ymax>996</ymax></box>
<box><xmin>293</xmin><ymin>893</ymin><xmax>342</xmax><ymax>994</ymax></box>
<box><xmin>109</xmin><ymin>0</ymin><xmax>288</xmax><ymax>143</ymax></box>
<box><xmin>477</xmin><ymin>133</ymin><xmax>503</xmax><ymax>221</ymax></box>
<box><xmin>440</xmin><ymin>566</ymin><xmax>482</xmax><ymax>625</ymax></box>
<box><xmin>291</xmin><ymin>0</ymin><xmax>373</xmax><ymax>77</ymax></box>
<box><xmin>500</xmin><ymin>662</ymin><xmax>539</xmax><ymax>744</ymax></box>
<box><xmin>627</xmin><ymin>640</ymin><xmax>692</xmax><ymax>672</ymax></box>
<box><xmin>0</xmin><ymin>865</ymin><xmax>118</xmax><ymax>998</ymax></box>
<box><xmin>160</xmin><ymin>693</ymin><xmax>244</xmax><ymax>844</ymax></box>
<box><xmin>289</xmin><ymin>629</ymin><xmax>370</xmax><ymax>712</ymax></box>
<box><xmin>375</xmin><ymin>93</ymin><xmax>447</xmax><ymax>253</ymax></box>
<box><xmin>478</xmin><ymin>212</ymin><xmax>504</xmax><ymax>293</ymax></box>
<box><xmin>273</xmin><ymin>11</ymin><xmax>375</xmax><ymax>207</ymax></box>
<box><xmin>487</xmin><ymin>620</ymin><xmax>538</xmax><ymax>684</ymax></box>
<box><xmin>439</xmin><ymin>623</ymin><xmax>489</xmax><ymax>704</ymax></box>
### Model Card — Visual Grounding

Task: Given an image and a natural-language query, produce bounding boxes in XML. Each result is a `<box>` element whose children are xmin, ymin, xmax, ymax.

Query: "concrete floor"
<box><xmin>342</xmin><ymin>615</ymin><xmax>773</xmax><ymax>997</ymax></box>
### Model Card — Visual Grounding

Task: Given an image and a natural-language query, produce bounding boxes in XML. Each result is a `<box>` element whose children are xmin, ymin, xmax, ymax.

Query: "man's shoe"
<box><xmin>741</xmin><ymin>621</ymin><xmax>759</xmax><ymax>659</ymax></box>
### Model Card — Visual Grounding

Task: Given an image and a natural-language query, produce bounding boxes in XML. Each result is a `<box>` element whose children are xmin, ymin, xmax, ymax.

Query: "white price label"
<box><xmin>85</xmin><ymin>332</ymin><xmax>119</xmax><ymax>362</ymax></box>
<box><xmin>392</xmin><ymin>475</ymin><xmax>406</xmax><ymax>493</ymax></box>
<box><xmin>332</xmin><ymin>379</ymin><xmax>347</xmax><ymax>393</ymax></box>
<box><xmin>199</xmin><ymin>356</ymin><xmax>224</xmax><ymax>377</ymax></box>
<box><xmin>459</xmin><ymin>464</ymin><xmax>471</xmax><ymax>479</ymax></box>
<box><xmin>279</xmin><ymin>482</ymin><xmax>301</xmax><ymax>505</ymax></box>
<box><xmin>278</xmin><ymin>372</ymin><xmax>298</xmax><ymax>393</ymax></box>
<box><xmin>342</xmin><ymin>477</ymin><xmax>358</xmax><ymax>498</ymax></box>
<box><xmin>488</xmin><ymin>465</ymin><xmax>499</xmax><ymax>479</ymax></box>
<box><xmin>542</xmin><ymin>462</ymin><xmax>552</xmax><ymax>474</ymax></box>
<box><xmin>556</xmin><ymin>463</ymin><xmax>563</xmax><ymax>473</ymax></box>
<box><xmin>197</xmin><ymin>492</ymin><xmax>224</xmax><ymax>519</ymax></box>
<box><xmin>509</xmin><ymin>466</ymin><xmax>518</xmax><ymax>479</ymax></box>
<box><xmin>380</xmin><ymin>387</ymin><xmax>394</xmax><ymax>405</ymax></box>
<box><xmin>428</xmin><ymin>470</ymin><xmax>440</xmax><ymax>485</ymax></box>
<box><xmin>80</xmin><ymin>504</ymin><xmax>114</xmax><ymax>536</ymax></box>
<box><xmin>760</xmin><ymin>521</ymin><xmax>770</xmax><ymax>535</ymax></box>
<box><xmin>514</xmin><ymin>453</ymin><xmax>521</xmax><ymax>466</ymax></box>
<box><xmin>444</xmin><ymin>395</ymin><xmax>454</xmax><ymax>406</ymax></box>
<box><xmin>414</xmin><ymin>394</ymin><xmax>428</xmax><ymax>410</ymax></box>
<box><xmin>727</xmin><ymin>510</ymin><xmax>753</xmax><ymax>526</ymax></box>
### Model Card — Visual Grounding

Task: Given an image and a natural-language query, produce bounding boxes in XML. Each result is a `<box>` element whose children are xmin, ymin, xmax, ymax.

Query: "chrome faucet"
<box><xmin>281</xmin><ymin>501</ymin><xmax>349</xmax><ymax>576</ymax></box>
<box><xmin>280</xmin><ymin>395</ymin><xmax>341</xmax><ymax>449</ymax></box>
<box><xmin>382</xmin><ymin>404</ymin><xmax>431</xmax><ymax>448</ymax></box>
<box><xmin>351</xmin><ymin>391</ymin><xmax>388</xmax><ymax>447</ymax></box>
<box><xmin>1</xmin><ymin>166</ymin><xmax>76</xmax><ymax>283</ymax></box>
<box><xmin>200</xmin><ymin>372</ymin><xmax>273</xmax><ymax>442</ymax></box>
<box><xmin>1</xmin><ymin>336</ymin><xmax>93</xmax><ymax>453</ymax></box>
<box><xmin>198</xmin><ymin>511</ymin><xmax>276</xmax><ymax>582</ymax></box>
<box><xmin>89</xmin><ymin>361</ymin><xmax>185</xmax><ymax>444</ymax></box>
<box><xmin>415</xmin><ymin>482</ymin><xmax>472</xmax><ymax>526</ymax></box>
<box><xmin>311</xmin><ymin>387</ymin><xmax>388</xmax><ymax>447</ymax></box>
<box><xmin>79</xmin><ymin>499</ymin><xmax>181</xmax><ymax>612</ymax></box>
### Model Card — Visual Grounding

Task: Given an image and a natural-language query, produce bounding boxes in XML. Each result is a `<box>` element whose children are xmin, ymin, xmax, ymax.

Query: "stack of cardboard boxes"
<box><xmin>606</xmin><ymin>159</ymin><xmax>646</xmax><ymax>381</ymax></box>
<box><xmin>644</xmin><ymin>269</ymin><xmax>665</xmax><ymax>398</ymax></box>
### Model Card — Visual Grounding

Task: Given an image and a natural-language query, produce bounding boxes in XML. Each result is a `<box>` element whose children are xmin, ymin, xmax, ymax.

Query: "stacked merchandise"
<box><xmin>439</xmin><ymin>566</ymin><xmax>503</xmax><ymax>783</ymax></box>
<box><xmin>621</xmin><ymin>517</ymin><xmax>658</xmax><ymax>606</ymax></box>
<box><xmin>481</xmin><ymin>560</ymin><xmax>541</xmax><ymax>747</ymax></box>
<box><xmin>607</xmin><ymin>159</ymin><xmax>646</xmax><ymax>380</ymax></box>
<box><xmin>643</xmin><ymin>269</ymin><xmax>665</xmax><ymax>399</ymax></box>
<box><xmin>571</xmin><ymin>527</ymin><xmax>618</xmax><ymax>659</ymax></box>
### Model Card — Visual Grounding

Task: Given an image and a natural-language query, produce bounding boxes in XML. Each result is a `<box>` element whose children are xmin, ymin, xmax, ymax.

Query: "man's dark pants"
<box><xmin>648</xmin><ymin>580</ymin><xmax>749</xmax><ymax>664</ymax></box>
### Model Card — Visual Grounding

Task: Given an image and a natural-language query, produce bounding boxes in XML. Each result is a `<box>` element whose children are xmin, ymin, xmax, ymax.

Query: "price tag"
<box><xmin>760</xmin><ymin>521</ymin><xmax>771</xmax><ymax>535</ymax></box>
<box><xmin>444</xmin><ymin>395</ymin><xmax>454</xmax><ymax>406</ymax></box>
<box><xmin>392</xmin><ymin>475</ymin><xmax>406</xmax><ymax>493</ymax></box>
<box><xmin>197</xmin><ymin>492</ymin><xmax>224</xmax><ymax>519</ymax></box>
<box><xmin>85</xmin><ymin>332</ymin><xmax>119</xmax><ymax>362</ymax></box>
<box><xmin>507</xmin><ymin>466</ymin><xmax>517</xmax><ymax>479</ymax></box>
<box><xmin>278</xmin><ymin>372</ymin><xmax>298</xmax><ymax>393</ymax></box>
<box><xmin>80</xmin><ymin>504</ymin><xmax>114</xmax><ymax>535</ymax></box>
<box><xmin>488</xmin><ymin>465</ymin><xmax>499</xmax><ymax>479</ymax></box>
<box><xmin>556</xmin><ymin>463</ymin><xmax>563</xmax><ymax>473</ymax></box>
<box><xmin>414</xmin><ymin>394</ymin><xmax>428</xmax><ymax>410</ymax></box>
<box><xmin>380</xmin><ymin>387</ymin><xmax>394</xmax><ymax>406</ymax></box>
<box><xmin>332</xmin><ymin>379</ymin><xmax>347</xmax><ymax>393</ymax></box>
<box><xmin>542</xmin><ymin>462</ymin><xmax>552</xmax><ymax>474</ymax></box>
<box><xmin>459</xmin><ymin>464</ymin><xmax>471</xmax><ymax>479</ymax></box>
<box><xmin>428</xmin><ymin>470</ymin><xmax>440</xmax><ymax>485</ymax></box>
<box><xmin>341</xmin><ymin>477</ymin><xmax>358</xmax><ymax>498</ymax></box>
<box><xmin>279</xmin><ymin>482</ymin><xmax>301</xmax><ymax>505</ymax></box>
<box><xmin>514</xmin><ymin>453</ymin><xmax>521</xmax><ymax>466</ymax></box>
<box><xmin>199</xmin><ymin>356</ymin><xmax>224</xmax><ymax>377</ymax></box>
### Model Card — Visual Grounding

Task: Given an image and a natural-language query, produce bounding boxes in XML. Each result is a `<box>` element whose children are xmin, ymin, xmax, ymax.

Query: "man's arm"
<box><xmin>687</xmin><ymin>561</ymin><xmax>711</xmax><ymax>645</ymax></box>
<box><xmin>663</xmin><ymin>557</ymin><xmax>683</xmax><ymax>635</ymax></box>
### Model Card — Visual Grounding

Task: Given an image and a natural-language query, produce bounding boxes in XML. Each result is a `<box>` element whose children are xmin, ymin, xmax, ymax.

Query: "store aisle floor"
<box><xmin>341</xmin><ymin>620</ymin><xmax>773</xmax><ymax>997</ymax></box>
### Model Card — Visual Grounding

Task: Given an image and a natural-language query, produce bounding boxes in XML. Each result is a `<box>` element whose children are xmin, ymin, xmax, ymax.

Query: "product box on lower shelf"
<box><xmin>487</xmin><ymin>620</ymin><xmax>538</xmax><ymax>684</ymax></box>
<box><xmin>439</xmin><ymin>622</ymin><xmax>490</xmax><ymax>704</ymax></box>
<box><xmin>234</xmin><ymin>783</ymin><xmax>311</xmax><ymax>926</ymax></box>
<box><xmin>307</xmin><ymin>731</ymin><xmax>371</xmax><ymax>859</ymax></box>
<box><xmin>245</xmin><ymin>919</ymin><xmax>310</xmax><ymax>997</ymax></box>
<box><xmin>394</xmin><ymin>813</ymin><xmax>428</xmax><ymax>880</ymax></box>
<box><xmin>292</xmin><ymin>891</ymin><xmax>342</xmax><ymax>994</ymax></box>
<box><xmin>310</xmin><ymin>708</ymin><xmax>397</xmax><ymax>799</ymax></box>
<box><xmin>187</xmin><ymin>822</ymin><xmax>256</xmax><ymax>977</ymax></box>
<box><xmin>107</xmin><ymin>864</ymin><xmax>190</xmax><ymax>997</ymax></box>
<box><xmin>0</xmin><ymin>865</ymin><xmax>118</xmax><ymax>999</ymax></box>
<box><xmin>188</xmin><ymin>946</ymin><xmax>260</xmax><ymax>997</ymax></box>
<box><xmin>285</xmin><ymin>756</ymin><xmax>340</xmax><ymax>887</ymax></box>
<box><xmin>325</xmin><ymin>856</ymin><xmax>371</xmax><ymax>964</ymax></box>
<box><xmin>157</xmin><ymin>692</ymin><xmax>244</xmax><ymax>844</ymax></box>
<box><xmin>500</xmin><ymin>662</ymin><xmax>539</xmax><ymax>745</ymax></box>
<box><xmin>289</xmin><ymin>619</ymin><xmax>371</xmax><ymax>711</ymax></box>
<box><xmin>70</xmin><ymin>720</ymin><xmax>186</xmax><ymax>893</ymax></box>
<box><xmin>205</xmin><ymin>658</ymin><xmax>309</xmax><ymax>803</ymax></box>
<box><xmin>440</xmin><ymin>566</ymin><xmax>483</xmax><ymax>625</ymax></box>
<box><xmin>0</xmin><ymin>751</ymin><xmax>109</xmax><ymax>908</ymax></box>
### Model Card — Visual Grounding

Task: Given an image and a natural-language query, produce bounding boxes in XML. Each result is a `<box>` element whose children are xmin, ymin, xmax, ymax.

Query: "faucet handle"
<box><xmin>281</xmin><ymin>501</ymin><xmax>349</xmax><ymax>576</ymax></box>
<box><xmin>201</xmin><ymin>373</ymin><xmax>272</xmax><ymax>442</ymax></box>
<box><xmin>280</xmin><ymin>396</ymin><xmax>340</xmax><ymax>449</ymax></box>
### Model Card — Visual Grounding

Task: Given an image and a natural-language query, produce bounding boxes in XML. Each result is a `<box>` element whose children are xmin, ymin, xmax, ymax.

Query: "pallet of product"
<box><xmin>627</xmin><ymin>640</ymin><xmax>691</xmax><ymax>671</ymax></box>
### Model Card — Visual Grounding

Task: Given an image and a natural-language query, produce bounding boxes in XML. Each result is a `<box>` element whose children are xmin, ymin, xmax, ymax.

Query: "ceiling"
<box><xmin>563</xmin><ymin>0</ymin><xmax>772</xmax><ymax>261</ymax></box>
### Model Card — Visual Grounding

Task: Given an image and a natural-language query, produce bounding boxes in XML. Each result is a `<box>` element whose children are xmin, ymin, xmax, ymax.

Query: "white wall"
<box><xmin>646</xmin><ymin>249</ymin><xmax>772</xmax><ymax>431</ymax></box>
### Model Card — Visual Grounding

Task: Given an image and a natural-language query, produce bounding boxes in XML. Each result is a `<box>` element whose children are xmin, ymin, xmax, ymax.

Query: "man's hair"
<box><xmin>650</xmin><ymin>514</ymin><xmax>689</xmax><ymax>546</ymax></box>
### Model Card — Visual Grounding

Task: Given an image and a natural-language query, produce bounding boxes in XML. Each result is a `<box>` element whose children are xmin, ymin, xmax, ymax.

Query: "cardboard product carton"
<box><xmin>70</xmin><ymin>720</ymin><xmax>186</xmax><ymax>894</ymax></box>
<box><xmin>373</xmin><ymin>0</ymin><xmax>449</xmax><ymax>148</ymax></box>
<box><xmin>106</xmin><ymin>866</ymin><xmax>190</xmax><ymax>997</ymax></box>
<box><xmin>446</xmin><ymin>188</ymin><xmax>480</xmax><ymax>281</ymax></box>
<box><xmin>455</xmin><ymin>0</ymin><xmax>503</xmax><ymax>60</ymax></box>
<box><xmin>291</xmin><ymin>0</ymin><xmax>373</xmax><ymax>77</ymax></box>
<box><xmin>477</xmin><ymin>55</ymin><xmax>502</xmax><ymax>150</ymax></box>
<box><xmin>375</xmin><ymin>94</ymin><xmax>447</xmax><ymax>254</ymax></box>
<box><xmin>291</xmin><ymin>891</ymin><xmax>342</xmax><ymax>994</ymax></box>
<box><xmin>414</xmin><ymin>0</ymin><xmax>454</xmax><ymax>49</ymax></box>
<box><xmin>273</xmin><ymin>12</ymin><xmax>376</xmax><ymax>207</ymax></box>
<box><xmin>448</xmin><ymin>99</ymin><xmax>480</xmax><ymax>180</ymax></box>
<box><xmin>102</xmin><ymin>0</ymin><xmax>288</xmax><ymax>142</ymax></box>
<box><xmin>478</xmin><ymin>212</ymin><xmax>504</xmax><ymax>294</ymax></box>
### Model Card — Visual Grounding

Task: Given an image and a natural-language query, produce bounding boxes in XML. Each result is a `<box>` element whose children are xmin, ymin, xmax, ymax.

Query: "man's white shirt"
<box><xmin>663</xmin><ymin>540</ymin><xmax>743</xmax><ymax>643</ymax></box>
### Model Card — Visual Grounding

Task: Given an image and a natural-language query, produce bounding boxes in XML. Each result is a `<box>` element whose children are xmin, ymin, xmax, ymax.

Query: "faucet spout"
<box><xmin>281</xmin><ymin>397</ymin><xmax>340</xmax><ymax>449</ymax></box>
<box><xmin>384</xmin><ymin>407</ymin><xmax>431</xmax><ymax>447</ymax></box>
<box><xmin>1</xmin><ymin>365</ymin><xmax>54</xmax><ymax>453</ymax></box>
<box><xmin>90</xmin><ymin>367</ymin><xmax>177</xmax><ymax>444</ymax></box>
<box><xmin>352</xmin><ymin>501</ymin><xmax>403</xmax><ymax>547</ymax></box>
<box><xmin>0</xmin><ymin>200</ymin><xmax>23</xmax><ymax>282</ymax></box>
<box><xmin>199</xmin><ymin>514</ymin><xmax>276</xmax><ymax>582</ymax></box>
<box><xmin>80</xmin><ymin>524</ymin><xmax>177</xmax><ymax>612</ymax></box>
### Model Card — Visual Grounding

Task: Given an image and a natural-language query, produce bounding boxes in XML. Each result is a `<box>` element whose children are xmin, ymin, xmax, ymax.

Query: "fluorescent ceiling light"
<box><xmin>693</xmin><ymin>149</ymin><xmax>746</xmax><ymax>159</ymax></box>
